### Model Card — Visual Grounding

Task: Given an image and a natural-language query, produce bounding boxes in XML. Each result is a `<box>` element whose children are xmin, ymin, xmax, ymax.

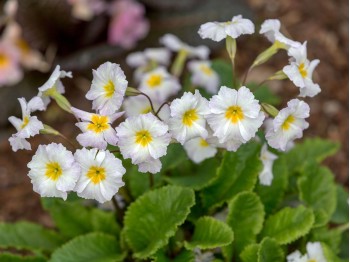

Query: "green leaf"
<box><xmin>321</xmin><ymin>242</ymin><xmax>344</xmax><ymax>262</ymax></box>
<box><xmin>240</xmin><ymin>244</ymin><xmax>259</xmax><ymax>262</ymax></box>
<box><xmin>224</xmin><ymin>192</ymin><xmax>265</xmax><ymax>260</ymax></box>
<box><xmin>185</xmin><ymin>216</ymin><xmax>233</xmax><ymax>250</ymax></box>
<box><xmin>331</xmin><ymin>185</ymin><xmax>349</xmax><ymax>224</ymax></box>
<box><xmin>255</xmin><ymin>156</ymin><xmax>288</xmax><ymax>214</ymax></box>
<box><xmin>0</xmin><ymin>254</ymin><xmax>46</xmax><ymax>262</ymax></box>
<box><xmin>284</xmin><ymin>138</ymin><xmax>340</xmax><ymax>174</ymax></box>
<box><xmin>123</xmin><ymin>185</ymin><xmax>195</xmax><ymax>259</ymax></box>
<box><xmin>161</xmin><ymin>143</ymin><xmax>188</xmax><ymax>171</ymax></box>
<box><xmin>250</xmin><ymin>84</ymin><xmax>281</xmax><ymax>106</ymax></box>
<box><xmin>153</xmin><ymin>249</ymin><xmax>195</xmax><ymax>262</ymax></box>
<box><xmin>258</xmin><ymin>237</ymin><xmax>284</xmax><ymax>262</ymax></box>
<box><xmin>41</xmin><ymin>198</ymin><xmax>120</xmax><ymax>238</ymax></box>
<box><xmin>260</xmin><ymin>206</ymin><xmax>314</xmax><ymax>244</ymax></box>
<box><xmin>0</xmin><ymin>222</ymin><xmax>64</xmax><ymax>252</ymax></box>
<box><xmin>49</xmin><ymin>232</ymin><xmax>125</xmax><ymax>262</ymax></box>
<box><xmin>310</xmin><ymin>226</ymin><xmax>345</xmax><ymax>254</ymax></box>
<box><xmin>298</xmin><ymin>162</ymin><xmax>337</xmax><ymax>227</ymax></box>
<box><xmin>211</xmin><ymin>59</ymin><xmax>234</xmax><ymax>87</ymax></box>
<box><xmin>201</xmin><ymin>142</ymin><xmax>262</xmax><ymax>209</ymax></box>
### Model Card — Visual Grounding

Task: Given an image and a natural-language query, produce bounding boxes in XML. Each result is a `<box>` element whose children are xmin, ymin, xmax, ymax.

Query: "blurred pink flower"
<box><xmin>0</xmin><ymin>41</ymin><xmax>23</xmax><ymax>87</ymax></box>
<box><xmin>108</xmin><ymin>0</ymin><xmax>149</xmax><ymax>48</ymax></box>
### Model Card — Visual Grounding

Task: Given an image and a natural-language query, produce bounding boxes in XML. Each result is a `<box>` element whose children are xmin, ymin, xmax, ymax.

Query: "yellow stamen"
<box><xmin>87</xmin><ymin>115</ymin><xmax>109</xmax><ymax>133</ymax></box>
<box><xmin>182</xmin><ymin>109</ymin><xmax>199</xmax><ymax>126</ymax></box>
<box><xmin>199</xmin><ymin>138</ymin><xmax>209</xmax><ymax>147</ymax></box>
<box><xmin>45</xmin><ymin>162</ymin><xmax>62</xmax><ymax>181</ymax></box>
<box><xmin>103</xmin><ymin>80</ymin><xmax>115</xmax><ymax>98</ymax></box>
<box><xmin>199</xmin><ymin>65</ymin><xmax>213</xmax><ymax>76</ymax></box>
<box><xmin>135</xmin><ymin>130</ymin><xmax>153</xmax><ymax>147</ymax></box>
<box><xmin>0</xmin><ymin>53</ymin><xmax>9</xmax><ymax>68</ymax></box>
<box><xmin>225</xmin><ymin>106</ymin><xmax>244</xmax><ymax>123</ymax></box>
<box><xmin>298</xmin><ymin>63</ymin><xmax>307</xmax><ymax>78</ymax></box>
<box><xmin>86</xmin><ymin>166</ymin><xmax>106</xmax><ymax>184</ymax></box>
<box><xmin>16</xmin><ymin>39</ymin><xmax>30</xmax><ymax>55</ymax></box>
<box><xmin>281</xmin><ymin>115</ymin><xmax>295</xmax><ymax>130</ymax></box>
<box><xmin>141</xmin><ymin>106</ymin><xmax>152</xmax><ymax>114</ymax></box>
<box><xmin>21</xmin><ymin>116</ymin><xmax>29</xmax><ymax>129</ymax></box>
<box><xmin>147</xmin><ymin>74</ymin><xmax>162</xmax><ymax>88</ymax></box>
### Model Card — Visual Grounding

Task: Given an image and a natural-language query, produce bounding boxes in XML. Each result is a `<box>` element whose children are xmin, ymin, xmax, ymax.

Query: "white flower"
<box><xmin>139</xmin><ymin>67</ymin><xmax>181</xmax><ymax>103</ymax></box>
<box><xmin>27</xmin><ymin>143</ymin><xmax>80</xmax><ymax>200</ymax></box>
<box><xmin>116</xmin><ymin>113</ymin><xmax>171</xmax><ymax>174</ymax></box>
<box><xmin>266</xmin><ymin>99</ymin><xmax>310</xmax><ymax>151</ymax></box>
<box><xmin>259</xmin><ymin>19</ymin><xmax>301</xmax><ymax>48</ymax></box>
<box><xmin>168</xmin><ymin>90</ymin><xmax>210</xmax><ymax>144</ymax></box>
<box><xmin>74</xmin><ymin>148</ymin><xmax>125</xmax><ymax>203</ymax></box>
<box><xmin>126</xmin><ymin>47</ymin><xmax>171</xmax><ymax>68</ymax></box>
<box><xmin>123</xmin><ymin>95</ymin><xmax>170</xmax><ymax>121</ymax></box>
<box><xmin>287</xmin><ymin>242</ymin><xmax>326</xmax><ymax>262</ymax></box>
<box><xmin>38</xmin><ymin>65</ymin><xmax>72</xmax><ymax>108</ymax></box>
<box><xmin>184</xmin><ymin>133</ymin><xmax>221</xmax><ymax>163</ymax></box>
<box><xmin>198</xmin><ymin>15</ymin><xmax>254</xmax><ymax>42</ymax></box>
<box><xmin>160</xmin><ymin>34</ymin><xmax>209</xmax><ymax>59</ymax></box>
<box><xmin>71</xmin><ymin>107</ymin><xmax>123</xmax><ymax>150</ymax></box>
<box><xmin>259</xmin><ymin>144</ymin><xmax>278</xmax><ymax>186</ymax></box>
<box><xmin>283</xmin><ymin>42</ymin><xmax>321</xmax><ymax>97</ymax></box>
<box><xmin>188</xmin><ymin>60</ymin><xmax>219</xmax><ymax>94</ymax></box>
<box><xmin>206</xmin><ymin>86</ymin><xmax>265</xmax><ymax>151</ymax></box>
<box><xmin>194</xmin><ymin>248</ymin><xmax>215</xmax><ymax>262</ymax></box>
<box><xmin>86</xmin><ymin>62</ymin><xmax>128</xmax><ymax>115</ymax></box>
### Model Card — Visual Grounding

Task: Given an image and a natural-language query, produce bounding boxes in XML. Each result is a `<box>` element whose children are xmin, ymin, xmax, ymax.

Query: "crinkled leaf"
<box><xmin>297</xmin><ymin>162</ymin><xmax>337</xmax><ymax>227</ymax></box>
<box><xmin>161</xmin><ymin>143</ymin><xmax>188</xmax><ymax>171</ymax></box>
<box><xmin>0</xmin><ymin>254</ymin><xmax>46</xmax><ymax>262</ymax></box>
<box><xmin>260</xmin><ymin>206</ymin><xmax>314</xmax><ymax>244</ymax></box>
<box><xmin>331</xmin><ymin>185</ymin><xmax>349</xmax><ymax>224</ymax></box>
<box><xmin>49</xmin><ymin>232</ymin><xmax>124</xmax><ymax>262</ymax></box>
<box><xmin>258</xmin><ymin>237</ymin><xmax>284</xmax><ymax>262</ymax></box>
<box><xmin>123</xmin><ymin>185</ymin><xmax>195</xmax><ymax>259</ymax></box>
<box><xmin>321</xmin><ymin>242</ymin><xmax>344</xmax><ymax>262</ymax></box>
<box><xmin>310</xmin><ymin>226</ymin><xmax>345</xmax><ymax>254</ymax></box>
<box><xmin>224</xmin><ymin>192</ymin><xmax>265</xmax><ymax>260</ymax></box>
<box><xmin>201</xmin><ymin>142</ymin><xmax>262</xmax><ymax>209</ymax></box>
<box><xmin>0</xmin><ymin>222</ymin><xmax>64</xmax><ymax>252</ymax></box>
<box><xmin>185</xmin><ymin>216</ymin><xmax>233</xmax><ymax>250</ymax></box>
<box><xmin>255</xmin><ymin>156</ymin><xmax>288</xmax><ymax>214</ymax></box>
<box><xmin>153</xmin><ymin>249</ymin><xmax>195</xmax><ymax>262</ymax></box>
<box><xmin>240</xmin><ymin>244</ymin><xmax>259</xmax><ymax>262</ymax></box>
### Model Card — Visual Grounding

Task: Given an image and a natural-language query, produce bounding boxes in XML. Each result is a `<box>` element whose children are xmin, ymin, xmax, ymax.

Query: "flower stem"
<box><xmin>148</xmin><ymin>173</ymin><xmax>154</xmax><ymax>189</ymax></box>
<box><xmin>111</xmin><ymin>195</ymin><xmax>124</xmax><ymax>225</ymax></box>
<box><xmin>155</xmin><ymin>101</ymin><xmax>170</xmax><ymax>117</ymax></box>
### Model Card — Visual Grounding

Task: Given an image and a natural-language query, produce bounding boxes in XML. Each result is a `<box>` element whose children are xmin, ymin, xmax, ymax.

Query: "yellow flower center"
<box><xmin>103</xmin><ymin>80</ymin><xmax>115</xmax><ymax>98</ymax></box>
<box><xmin>199</xmin><ymin>138</ymin><xmax>209</xmax><ymax>147</ymax></box>
<box><xmin>308</xmin><ymin>260</ymin><xmax>317</xmax><ymax>262</ymax></box>
<box><xmin>182</xmin><ymin>109</ymin><xmax>199</xmax><ymax>126</ymax></box>
<box><xmin>225</xmin><ymin>106</ymin><xmax>244</xmax><ymax>123</ymax></box>
<box><xmin>21</xmin><ymin>116</ymin><xmax>29</xmax><ymax>129</ymax></box>
<box><xmin>281</xmin><ymin>115</ymin><xmax>295</xmax><ymax>130</ymax></box>
<box><xmin>0</xmin><ymin>53</ymin><xmax>9</xmax><ymax>68</ymax></box>
<box><xmin>45</xmin><ymin>162</ymin><xmax>62</xmax><ymax>181</ymax></box>
<box><xmin>298</xmin><ymin>63</ymin><xmax>307</xmax><ymax>78</ymax></box>
<box><xmin>141</xmin><ymin>106</ymin><xmax>152</xmax><ymax>114</ymax></box>
<box><xmin>86</xmin><ymin>166</ymin><xmax>106</xmax><ymax>184</ymax></box>
<box><xmin>135</xmin><ymin>130</ymin><xmax>153</xmax><ymax>147</ymax></box>
<box><xmin>16</xmin><ymin>39</ymin><xmax>30</xmax><ymax>55</ymax></box>
<box><xmin>199</xmin><ymin>65</ymin><xmax>213</xmax><ymax>76</ymax></box>
<box><xmin>87</xmin><ymin>115</ymin><xmax>109</xmax><ymax>133</ymax></box>
<box><xmin>147</xmin><ymin>74</ymin><xmax>163</xmax><ymax>88</ymax></box>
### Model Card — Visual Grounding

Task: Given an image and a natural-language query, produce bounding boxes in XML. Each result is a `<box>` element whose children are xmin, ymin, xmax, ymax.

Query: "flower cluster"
<box><xmin>8</xmin><ymin>14</ymin><xmax>320</xmax><ymax>205</ymax></box>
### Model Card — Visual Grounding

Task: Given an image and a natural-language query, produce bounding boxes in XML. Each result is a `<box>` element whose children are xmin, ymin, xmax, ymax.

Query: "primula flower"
<box><xmin>188</xmin><ymin>60</ymin><xmax>220</xmax><ymax>94</ymax></box>
<box><xmin>86</xmin><ymin>62</ymin><xmax>128</xmax><ymax>115</ymax></box>
<box><xmin>260</xmin><ymin>19</ymin><xmax>301</xmax><ymax>48</ymax></box>
<box><xmin>38</xmin><ymin>65</ymin><xmax>72</xmax><ymax>108</ymax></box>
<box><xmin>27</xmin><ymin>143</ymin><xmax>80</xmax><ymax>200</ymax></box>
<box><xmin>258</xmin><ymin>144</ymin><xmax>278</xmax><ymax>186</ymax></box>
<box><xmin>139</xmin><ymin>67</ymin><xmax>181</xmax><ymax>103</ymax></box>
<box><xmin>287</xmin><ymin>242</ymin><xmax>326</xmax><ymax>262</ymax></box>
<box><xmin>71</xmin><ymin>107</ymin><xmax>123</xmax><ymax>150</ymax></box>
<box><xmin>168</xmin><ymin>90</ymin><xmax>210</xmax><ymax>144</ymax></box>
<box><xmin>126</xmin><ymin>48</ymin><xmax>171</xmax><ymax>68</ymax></box>
<box><xmin>184</xmin><ymin>133</ymin><xmax>221</xmax><ymax>163</ymax></box>
<box><xmin>266</xmin><ymin>99</ymin><xmax>310</xmax><ymax>151</ymax></box>
<box><xmin>8</xmin><ymin>96</ymin><xmax>45</xmax><ymax>151</ymax></box>
<box><xmin>108</xmin><ymin>0</ymin><xmax>149</xmax><ymax>48</ymax></box>
<box><xmin>198</xmin><ymin>15</ymin><xmax>254</xmax><ymax>42</ymax></box>
<box><xmin>0</xmin><ymin>41</ymin><xmax>22</xmax><ymax>87</ymax></box>
<box><xmin>116</xmin><ymin>113</ymin><xmax>171</xmax><ymax>174</ymax></box>
<box><xmin>74</xmin><ymin>148</ymin><xmax>125</xmax><ymax>203</ymax></box>
<box><xmin>206</xmin><ymin>86</ymin><xmax>265</xmax><ymax>151</ymax></box>
<box><xmin>283</xmin><ymin>42</ymin><xmax>321</xmax><ymax>97</ymax></box>
<box><xmin>160</xmin><ymin>34</ymin><xmax>209</xmax><ymax>59</ymax></box>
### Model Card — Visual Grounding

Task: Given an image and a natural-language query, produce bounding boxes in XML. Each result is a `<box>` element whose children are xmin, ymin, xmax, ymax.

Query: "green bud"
<box><xmin>268</xmin><ymin>70</ymin><xmax>288</xmax><ymax>81</ymax></box>
<box><xmin>51</xmin><ymin>92</ymin><xmax>72</xmax><ymax>113</ymax></box>
<box><xmin>252</xmin><ymin>41</ymin><xmax>286</xmax><ymax>69</ymax></box>
<box><xmin>40</xmin><ymin>124</ymin><xmax>60</xmax><ymax>136</ymax></box>
<box><xmin>261</xmin><ymin>103</ymin><xmax>279</xmax><ymax>117</ymax></box>
<box><xmin>126</xmin><ymin>87</ymin><xmax>141</xmax><ymax>96</ymax></box>
<box><xmin>170</xmin><ymin>49</ymin><xmax>188</xmax><ymax>77</ymax></box>
<box><xmin>225</xmin><ymin>36</ymin><xmax>237</xmax><ymax>60</ymax></box>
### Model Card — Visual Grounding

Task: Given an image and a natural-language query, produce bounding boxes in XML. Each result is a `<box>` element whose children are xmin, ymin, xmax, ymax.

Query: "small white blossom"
<box><xmin>139</xmin><ymin>67</ymin><xmax>181</xmax><ymax>103</ymax></box>
<box><xmin>259</xmin><ymin>144</ymin><xmax>278</xmax><ymax>186</ymax></box>
<box><xmin>198</xmin><ymin>15</ymin><xmax>254</xmax><ymax>42</ymax></box>
<box><xmin>116</xmin><ymin>113</ymin><xmax>171</xmax><ymax>174</ymax></box>
<box><xmin>27</xmin><ymin>143</ymin><xmax>80</xmax><ymax>200</ymax></box>
<box><xmin>74</xmin><ymin>148</ymin><xmax>125</xmax><ymax>203</ymax></box>
<box><xmin>71</xmin><ymin>107</ymin><xmax>123</xmax><ymax>150</ymax></box>
<box><xmin>126</xmin><ymin>47</ymin><xmax>171</xmax><ymax>68</ymax></box>
<box><xmin>38</xmin><ymin>65</ymin><xmax>72</xmax><ymax>108</ymax></box>
<box><xmin>259</xmin><ymin>19</ymin><xmax>301</xmax><ymax>48</ymax></box>
<box><xmin>266</xmin><ymin>99</ymin><xmax>309</xmax><ymax>151</ymax></box>
<box><xmin>283</xmin><ymin>42</ymin><xmax>321</xmax><ymax>97</ymax></box>
<box><xmin>168</xmin><ymin>90</ymin><xmax>210</xmax><ymax>144</ymax></box>
<box><xmin>287</xmin><ymin>242</ymin><xmax>326</xmax><ymax>262</ymax></box>
<box><xmin>194</xmin><ymin>248</ymin><xmax>215</xmax><ymax>262</ymax></box>
<box><xmin>160</xmin><ymin>34</ymin><xmax>209</xmax><ymax>59</ymax></box>
<box><xmin>206</xmin><ymin>86</ymin><xmax>265</xmax><ymax>151</ymax></box>
<box><xmin>86</xmin><ymin>62</ymin><xmax>128</xmax><ymax>115</ymax></box>
<box><xmin>188</xmin><ymin>60</ymin><xmax>219</xmax><ymax>94</ymax></box>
